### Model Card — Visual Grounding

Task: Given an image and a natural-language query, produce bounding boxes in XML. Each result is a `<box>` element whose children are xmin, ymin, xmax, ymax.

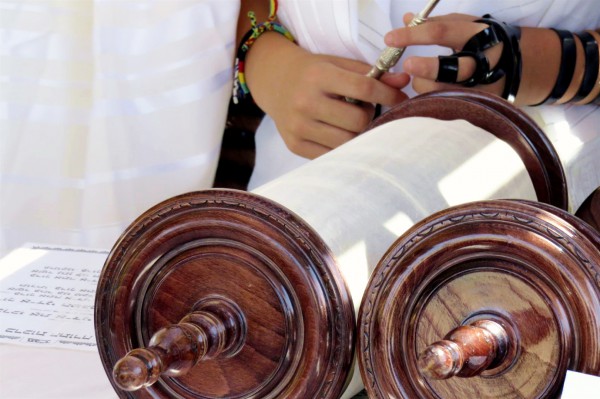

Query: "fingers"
<box><xmin>276</xmin><ymin>94</ymin><xmax>371</xmax><ymax>158</ymax></box>
<box><xmin>303</xmin><ymin>119</ymin><xmax>359</xmax><ymax>148</ymax></box>
<box><xmin>322</xmin><ymin>69</ymin><xmax>408</xmax><ymax>106</ymax></box>
<box><xmin>315</xmin><ymin>97</ymin><xmax>376</xmax><ymax>133</ymax></box>
<box><xmin>404</xmin><ymin>55</ymin><xmax>476</xmax><ymax>83</ymax></box>
<box><xmin>385</xmin><ymin>19</ymin><xmax>488</xmax><ymax>50</ymax></box>
<box><xmin>379</xmin><ymin>71</ymin><xmax>412</xmax><ymax>90</ymax></box>
<box><xmin>284</xmin><ymin>138</ymin><xmax>330</xmax><ymax>160</ymax></box>
<box><xmin>266</xmin><ymin>53</ymin><xmax>411</xmax><ymax>159</ymax></box>
<box><xmin>402</xmin><ymin>40</ymin><xmax>503</xmax><ymax>88</ymax></box>
<box><xmin>410</xmin><ymin>74</ymin><xmax>506</xmax><ymax>96</ymax></box>
<box><xmin>326</xmin><ymin>55</ymin><xmax>374</xmax><ymax>75</ymax></box>
<box><xmin>280</xmin><ymin>119</ymin><xmax>359</xmax><ymax>159</ymax></box>
<box><xmin>282</xmin><ymin>99</ymin><xmax>371</xmax><ymax>145</ymax></box>
<box><xmin>406</xmin><ymin>52</ymin><xmax>505</xmax><ymax>96</ymax></box>
<box><xmin>392</xmin><ymin>12</ymin><xmax>506</xmax><ymax>98</ymax></box>
<box><xmin>403</xmin><ymin>12</ymin><xmax>476</xmax><ymax>26</ymax></box>
<box><xmin>404</xmin><ymin>44</ymin><xmax>502</xmax><ymax>81</ymax></box>
<box><xmin>287</xmin><ymin>77</ymin><xmax>378</xmax><ymax>133</ymax></box>
<box><xmin>328</xmin><ymin>55</ymin><xmax>412</xmax><ymax>90</ymax></box>
<box><xmin>292</xmin><ymin>56</ymin><xmax>408</xmax><ymax>107</ymax></box>
<box><xmin>410</xmin><ymin>77</ymin><xmax>457</xmax><ymax>93</ymax></box>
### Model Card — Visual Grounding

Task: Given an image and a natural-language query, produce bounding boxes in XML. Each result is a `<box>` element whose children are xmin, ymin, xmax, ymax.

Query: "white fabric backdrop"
<box><xmin>0</xmin><ymin>0</ymin><xmax>240</xmax><ymax>257</ymax></box>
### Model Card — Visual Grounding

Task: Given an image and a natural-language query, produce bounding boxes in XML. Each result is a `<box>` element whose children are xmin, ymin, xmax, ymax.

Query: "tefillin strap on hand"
<box><xmin>436</xmin><ymin>15</ymin><xmax>522</xmax><ymax>102</ymax></box>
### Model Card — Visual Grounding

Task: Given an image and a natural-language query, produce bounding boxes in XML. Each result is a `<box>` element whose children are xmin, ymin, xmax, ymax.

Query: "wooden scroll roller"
<box><xmin>575</xmin><ymin>186</ymin><xmax>600</xmax><ymax>232</ymax></box>
<box><xmin>358</xmin><ymin>197</ymin><xmax>600</xmax><ymax>398</ymax></box>
<box><xmin>95</xmin><ymin>90</ymin><xmax>572</xmax><ymax>398</ymax></box>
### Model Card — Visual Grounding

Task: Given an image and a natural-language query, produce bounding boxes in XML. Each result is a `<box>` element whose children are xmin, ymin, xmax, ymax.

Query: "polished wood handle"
<box><xmin>418</xmin><ymin>319</ymin><xmax>510</xmax><ymax>379</ymax></box>
<box><xmin>112</xmin><ymin>297</ymin><xmax>246</xmax><ymax>391</ymax></box>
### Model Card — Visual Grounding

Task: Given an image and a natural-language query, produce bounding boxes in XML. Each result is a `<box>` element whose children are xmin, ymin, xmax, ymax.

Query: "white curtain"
<box><xmin>0</xmin><ymin>0</ymin><xmax>240</xmax><ymax>256</ymax></box>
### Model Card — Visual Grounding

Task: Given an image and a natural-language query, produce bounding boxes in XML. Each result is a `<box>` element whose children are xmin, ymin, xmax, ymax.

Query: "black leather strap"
<box><xmin>463</xmin><ymin>24</ymin><xmax>505</xmax><ymax>84</ymax></box>
<box><xmin>436</xmin><ymin>51</ymin><xmax>490</xmax><ymax>86</ymax></box>
<box><xmin>572</xmin><ymin>31</ymin><xmax>599</xmax><ymax>102</ymax></box>
<box><xmin>536</xmin><ymin>29</ymin><xmax>577</xmax><ymax>105</ymax></box>
<box><xmin>463</xmin><ymin>25</ymin><xmax>502</xmax><ymax>51</ymax></box>
<box><xmin>458</xmin><ymin>50</ymin><xmax>491</xmax><ymax>87</ymax></box>
<box><xmin>476</xmin><ymin>17</ymin><xmax>522</xmax><ymax>102</ymax></box>
<box><xmin>437</xmin><ymin>15</ymin><xmax>523</xmax><ymax>102</ymax></box>
<box><xmin>436</xmin><ymin>55</ymin><xmax>459</xmax><ymax>83</ymax></box>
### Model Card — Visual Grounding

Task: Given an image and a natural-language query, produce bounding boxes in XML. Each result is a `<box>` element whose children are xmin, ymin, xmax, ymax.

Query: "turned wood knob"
<box><xmin>418</xmin><ymin>319</ymin><xmax>511</xmax><ymax>380</ymax></box>
<box><xmin>112</xmin><ymin>297</ymin><xmax>245</xmax><ymax>391</ymax></box>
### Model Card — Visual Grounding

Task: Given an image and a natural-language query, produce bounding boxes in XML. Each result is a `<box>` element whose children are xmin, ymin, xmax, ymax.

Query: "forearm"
<box><xmin>515</xmin><ymin>28</ymin><xmax>561</xmax><ymax>105</ymax></box>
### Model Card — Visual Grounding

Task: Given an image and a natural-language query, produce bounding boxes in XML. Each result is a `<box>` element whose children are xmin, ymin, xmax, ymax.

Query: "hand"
<box><xmin>385</xmin><ymin>13</ymin><xmax>563</xmax><ymax>105</ymax></box>
<box><xmin>245</xmin><ymin>33</ymin><xmax>410</xmax><ymax>159</ymax></box>
<box><xmin>385</xmin><ymin>13</ymin><xmax>506</xmax><ymax>97</ymax></box>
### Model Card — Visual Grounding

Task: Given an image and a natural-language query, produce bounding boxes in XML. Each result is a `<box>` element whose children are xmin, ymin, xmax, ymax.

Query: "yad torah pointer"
<box><xmin>346</xmin><ymin>0</ymin><xmax>441</xmax><ymax>103</ymax></box>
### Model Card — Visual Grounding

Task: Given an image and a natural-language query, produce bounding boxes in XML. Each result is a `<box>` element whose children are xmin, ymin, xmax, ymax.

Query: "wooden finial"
<box><xmin>112</xmin><ymin>347</ymin><xmax>163</xmax><ymax>391</ymax></box>
<box><xmin>112</xmin><ymin>297</ymin><xmax>246</xmax><ymax>392</ymax></box>
<box><xmin>418</xmin><ymin>319</ymin><xmax>511</xmax><ymax>380</ymax></box>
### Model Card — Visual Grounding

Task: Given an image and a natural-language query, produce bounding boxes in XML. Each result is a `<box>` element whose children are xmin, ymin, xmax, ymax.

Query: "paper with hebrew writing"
<box><xmin>0</xmin><ymin>244</ymin><xmax>108</xmax><ymax>351</ymax></box>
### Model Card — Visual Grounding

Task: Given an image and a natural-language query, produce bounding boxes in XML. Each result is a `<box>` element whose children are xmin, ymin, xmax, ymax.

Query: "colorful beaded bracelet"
<box><xmin>233</xmin><ymin>0</ymin><xmax>295</xmax><ymax>104</ymax></box>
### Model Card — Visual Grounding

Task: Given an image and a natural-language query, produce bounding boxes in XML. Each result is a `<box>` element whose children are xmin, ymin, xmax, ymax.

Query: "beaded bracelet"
<box><xmin>232</xmin><ymin>0</ymin><xmax>295</xmax><ymax>104</ymax></box>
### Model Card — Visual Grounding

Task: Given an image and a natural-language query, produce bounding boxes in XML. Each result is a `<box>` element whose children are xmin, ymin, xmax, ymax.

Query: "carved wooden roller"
<box><xmin>358</xmin><ymin>197</ymin><xmax>600</xmax><ymax>398</ymax></box>
<box><xmin>95</xmin><ymin>91</ymin><xmax>573</xmax><ymax>398</ymax></box>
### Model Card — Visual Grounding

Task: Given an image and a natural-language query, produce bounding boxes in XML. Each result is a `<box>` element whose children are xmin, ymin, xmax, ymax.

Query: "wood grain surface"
<box><xmin>95</xmin><ymin>190</ymin><xmax>355</xmax><ymax>398</ymax></box>
<box><xmin>359</xmin><ymin>199</ymin><xmax>600</xmax><ymax>398</ymax></box>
